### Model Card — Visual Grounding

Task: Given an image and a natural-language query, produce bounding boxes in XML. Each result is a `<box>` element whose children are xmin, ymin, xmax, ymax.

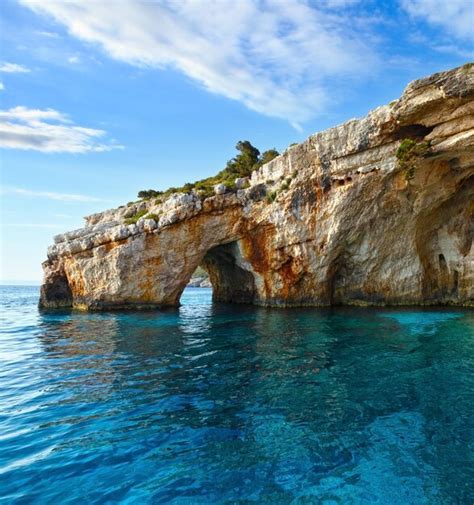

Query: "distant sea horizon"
<box><xmin>0</xmin><ymin>280</ymin><xmax>41</xmax><ymax>286</ymax></box>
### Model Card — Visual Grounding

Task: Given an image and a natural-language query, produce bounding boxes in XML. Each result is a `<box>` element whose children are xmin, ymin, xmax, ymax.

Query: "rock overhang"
<box><xmin>40</xmin><ymin>64</ymin><xmax>474</xmax><ymax>310</ymax></box>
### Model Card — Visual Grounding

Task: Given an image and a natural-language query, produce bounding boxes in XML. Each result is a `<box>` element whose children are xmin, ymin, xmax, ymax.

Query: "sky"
<box><xmin>0</xmin><ymin>0</ymin><xmax>472</xmax><ymax>283</ymax></box>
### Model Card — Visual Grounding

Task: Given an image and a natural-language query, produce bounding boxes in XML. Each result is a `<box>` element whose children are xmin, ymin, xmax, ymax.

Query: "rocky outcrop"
<box><xmin>187</xmin><ymin>276</ymin><xmax>212</xmax><ymax>288</ymax></box>
<box><xmin>40</xmin><ymin>64</ymin><xmax>474</xmax><ymax>309</ymax></box>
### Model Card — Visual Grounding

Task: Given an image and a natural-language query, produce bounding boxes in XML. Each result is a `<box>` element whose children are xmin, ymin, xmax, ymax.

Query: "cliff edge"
<box><xmin>40</xmin><ymin>64</ymin><xmax>474</xmax><ymax>309</ymax></box>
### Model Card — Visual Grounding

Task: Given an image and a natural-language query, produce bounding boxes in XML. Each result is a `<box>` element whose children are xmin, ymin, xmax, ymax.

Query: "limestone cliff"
<box><xmin>40</xmin><ymin>64</ymin><xmax>474</xmax><ymax>309</ymax></box>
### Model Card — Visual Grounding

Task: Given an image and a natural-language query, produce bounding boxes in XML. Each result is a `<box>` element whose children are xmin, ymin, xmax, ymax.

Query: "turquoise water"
<box><xmin>0</xmin><ymin>286</ymin><xmax>473</xmax><ymax>504</ymax></box>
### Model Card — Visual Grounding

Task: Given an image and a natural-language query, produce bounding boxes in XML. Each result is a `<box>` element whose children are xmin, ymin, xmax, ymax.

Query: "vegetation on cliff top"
<box><xmin>124</xmin><ymin>209</ymin><xmax>147</xmax><ymax>225</ymax></box>
<box><xmin>137</xmin><ymin>141</ymin><xmax>279</xmax><ymax>202</ymax></box>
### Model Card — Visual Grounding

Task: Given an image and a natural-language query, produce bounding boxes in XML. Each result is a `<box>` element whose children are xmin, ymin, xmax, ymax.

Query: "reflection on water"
<box><xmin>0</xmin><ymin>286</ymin><xmax>473</xmax><ymax>504</ymax></box>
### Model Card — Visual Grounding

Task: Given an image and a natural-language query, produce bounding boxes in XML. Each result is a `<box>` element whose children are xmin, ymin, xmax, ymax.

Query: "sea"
<box><xmin>1</xmin><ymin>285</ymin><xmax>473</xmax><ymax>504</ymax></box>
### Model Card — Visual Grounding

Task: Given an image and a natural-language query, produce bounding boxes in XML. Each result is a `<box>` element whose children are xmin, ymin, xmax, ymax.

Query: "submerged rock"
<box><xmin>40</xmin><ymin>64</ymin><xmax>474</xmax><ymax>310</ymax></box>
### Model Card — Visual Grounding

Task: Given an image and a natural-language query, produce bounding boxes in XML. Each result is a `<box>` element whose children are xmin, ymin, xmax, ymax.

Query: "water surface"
<box><xmin>1</xmin><ymin>286</ymin><xmax>473</xmax><ymax>504</ymax></box>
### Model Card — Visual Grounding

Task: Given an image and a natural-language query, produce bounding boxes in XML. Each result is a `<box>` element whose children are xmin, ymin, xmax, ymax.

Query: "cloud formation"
<box><xmin>2</xmin><ymin>186</ymin><xmax>104</xmax><ymax>202</ymax></box>
<box><xmin>20</xmin><ymin>0</ymin><xmax>376</xmax><ymax>126</ymax></box>
<box><xmin>0</xmin><ymin>106</ymin><xmax>123</xmax><ymax>153</ymax></box>
<box><xmin>0</xmin><ymin>62</ymin><xmax>30</xmax><ymax>73</ymax></box>
<box><xmin>402</xmin><ymin>0</ymin><xmax>474</xmax><ymax>40</ymax></box>
<box><xmin>37</xmin><ymin>30</ymin><xmax>60</xmax><ymax>38</ymax></box>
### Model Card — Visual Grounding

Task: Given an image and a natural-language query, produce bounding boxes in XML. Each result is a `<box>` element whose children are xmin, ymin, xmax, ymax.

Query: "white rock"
<box><xmin>236</xmin><ymin>189</ymin><xmax>247</xmax><ymax>201</ymax></box>
<box><xmin>143</xmin><ymin>219</ymin><xmax>157</xmax><ymax>232</ymax></box>
<box><xmin>214</xmin><ymin>183</ymin><xmax>226</xmax><ymax>195</ymax></box>
<box><xmin>235</xmin><ymin>177</ymin><xmax>249</xmax><ymax>189</ymax></box>
<box><xmin>127</xmin><ymin>224</ymin><xmax>138</xmax><ymax>235</ymax></box>
<box><xmin>110</xmin><ymin>225</ymin><xmax>130</xmax><ymax>241</ymax></box>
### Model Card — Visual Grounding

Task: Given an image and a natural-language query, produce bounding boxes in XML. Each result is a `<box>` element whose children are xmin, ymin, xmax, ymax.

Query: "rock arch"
<box><xmin>201</xmin><ymin>241</ymin><xmax>257</xmax><ymax>304</ymax></box>
<box><xmin>40</xmin><ymin>65</ymin><xmax>474</xmax><ymax>310</ymax></box>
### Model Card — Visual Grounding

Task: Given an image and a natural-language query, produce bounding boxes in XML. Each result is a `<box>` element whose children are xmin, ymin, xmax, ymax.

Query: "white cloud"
<box><xmin>0</xmin><ymin>106</ymin><xmax>123</xmax><ymax>153</ymax></box>
<box><xmin>37</xmin><ymin>30</ymin><xmax>60</xmax><ymax>38</ymax></box>
<box><xmin>433</xmin><ymin>43</ymin><xmax>473</xmax><ymax>59</ymax></box>
<box><xmin>20</xmin><ymin>0</ymin><xmax>377</xmax><ymax>126</ymax></box>
<box><xmin>68</xmin><ymin>55</ymin><xmax>80</xmax><ymax>64</ymax></box>
<box><xmin>401</xmin><ymin>0</ymin><xmax>474</xmax><ymax>40</ymax></box>
<box><xmin>323</xmin><ymin>0</ymin><xmax>361</xmax><ymax>7</ymax></box>
<box><xmin>2</xmin><ymin>186</ymin><xmax>104</xmax><ymax>202</ymax></box>
<box><xmin>0</xmin><ymin>62</ymin><xmax>30</xmax><ymax>73</ymax></box>
<box><xmin>0</xmin><ymin>82</ymin><xmax>4</xmax><ymax>91</ymax></box>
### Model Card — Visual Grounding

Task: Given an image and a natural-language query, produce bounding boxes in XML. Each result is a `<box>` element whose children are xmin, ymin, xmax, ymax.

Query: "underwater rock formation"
<box><xmin>40</xmin><ymin>64</ymin><xmax>474</xmax><ymax>309</ymax></box>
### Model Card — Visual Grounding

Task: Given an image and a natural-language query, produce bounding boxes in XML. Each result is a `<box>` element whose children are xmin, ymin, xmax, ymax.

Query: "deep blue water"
<box><xmin>0</xmin><ymin>285</ymin><xmax>473</xmax><ymax>504</ymax></box>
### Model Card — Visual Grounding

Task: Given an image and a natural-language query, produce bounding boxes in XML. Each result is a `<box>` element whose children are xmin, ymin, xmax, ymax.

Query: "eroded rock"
<box><xmin>40</xmin><ymin>64</ymin><xmax>474</xmax><ymax>310</ymax></box>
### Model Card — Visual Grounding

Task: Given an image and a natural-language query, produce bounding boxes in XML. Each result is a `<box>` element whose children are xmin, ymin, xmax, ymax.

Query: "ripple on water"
<box><xmin>0</xmin><ymin>286</ymin><xmax>473</xmax><ymax>504</ymax></box>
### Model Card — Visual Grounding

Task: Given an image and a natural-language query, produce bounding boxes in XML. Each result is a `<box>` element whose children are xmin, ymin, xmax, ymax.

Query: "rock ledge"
<box><xmin>40</xmin><ymin>64</ymin><xmax>474</xmax><ymax>309</ymax></box>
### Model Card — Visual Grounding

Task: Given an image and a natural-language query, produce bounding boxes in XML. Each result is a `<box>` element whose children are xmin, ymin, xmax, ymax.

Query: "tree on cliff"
<box><xmin>137</xmin><ymin>140</ymin><xmax>280</xmax><ymax>199</ymax></box>
<box><xmin>226</xmin><ymin>141</ymin><xmax>260</xmax><ymax>177</ymax></box>
<box><xmin>137</xmin><ymin>189</ymin><xmax>162</xmax><ymax>199</ymax></box>
<box><xmin>224</xmin><ymin>141</ymin><xmax>279</xmax><ymax>178</ymax></box>
<box><xmin>259</xmin><ymin>148</ymin><xmax>280</xmax><ymax>166</ymax></box>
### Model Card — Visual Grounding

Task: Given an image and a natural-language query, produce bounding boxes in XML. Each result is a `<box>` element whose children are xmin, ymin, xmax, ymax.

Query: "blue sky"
<box><xmin>0</xmin><ymin>0</ymin><xmax>472</xmax><ymax>283</ymax></box>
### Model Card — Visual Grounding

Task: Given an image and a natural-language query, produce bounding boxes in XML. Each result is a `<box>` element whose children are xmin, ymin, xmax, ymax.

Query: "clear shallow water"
<box><xmin>1</xmin><ymin>286</ymin><xmax>473</xmax><ymax>504</ymax></box>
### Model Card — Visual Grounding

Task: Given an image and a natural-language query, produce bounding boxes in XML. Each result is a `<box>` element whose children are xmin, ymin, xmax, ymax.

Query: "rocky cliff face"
<box><xmin>40</xmin><ymin>64</ymin><xmax>474</xmax><ymax>309</ymax></box>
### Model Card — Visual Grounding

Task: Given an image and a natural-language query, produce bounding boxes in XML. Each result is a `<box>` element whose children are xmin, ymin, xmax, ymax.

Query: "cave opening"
<box><xmin>392</xmin><ymin>123</ymin><xmax>434</xmax><ymax>141</ymax></box>
<box><xmin>195</xmin><ymin>241</ymin><xmax>256</xmax><ymax>304</ymax></box>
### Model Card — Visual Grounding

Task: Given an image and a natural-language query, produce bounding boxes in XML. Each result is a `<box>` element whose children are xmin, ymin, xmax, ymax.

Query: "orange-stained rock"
<box><xmin>40</xmin><ymin>64</ymin><xmax>474</xmax><ymax>310</ymax></box>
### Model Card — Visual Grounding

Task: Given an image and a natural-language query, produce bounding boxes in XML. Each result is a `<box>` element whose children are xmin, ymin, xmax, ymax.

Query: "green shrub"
<box><xmin>197</xmin><ymin>187</ymin><xmax>215</xmax><ymax>200</ymax></box>
<box><xmin>258</xmin><ymin>149</ymin><xmax>279</xmax><ymax>166</ymax></box>
<box><xmin>132</xmin><ymin>141</ymin><xmax>279</xmax><ymax>204</ymax></box>
<box><xmin>194</xmin><ymin>179</ymin><xmax>216</xmax><ymax>199</ymax></box>
<box><xmin>145</xmin><ymin>213</ymin><xmax>160</xmax><ymax>221</ymax></box>
<box><xmin>280</xmin><ymin>181</ymin><xmax>289</xmax><ymax>191</ymax></box>
<box><xmin>396</xmin><ymin>139</ymin><xmax>430</xmax><ymax>181</ymax></box>
<box><xmin>223</xmin><ymin>178</ymin><xmax>236</xmax><ymax>191</ymax></box>
<box><xmin>396</xmin><ymin>139</ymin><xmax>416</xmax><ymax>160</ymax></box>
<box><xmin>266</xmin><ymin>191</ymin><xmax>277</xmax><ymax>203</ymax></box>
<box><xmin>193</xmin><ymin>266</ymin><xmax>209</xmax><ymax>278</ymax></box>
<box><xmin>124</xmin><ymin>209</ymin><xmax>147</xmax><ymax>225</ymax></box>
<box><xmin>138</xmin><ymin>189</ymin><xmax>162</xmax><ymax>199</ymax></box>
<box><xmin>182</xmin><ymin>182</ymin><xmax>195</xmax><ymax>192</ymax></box>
